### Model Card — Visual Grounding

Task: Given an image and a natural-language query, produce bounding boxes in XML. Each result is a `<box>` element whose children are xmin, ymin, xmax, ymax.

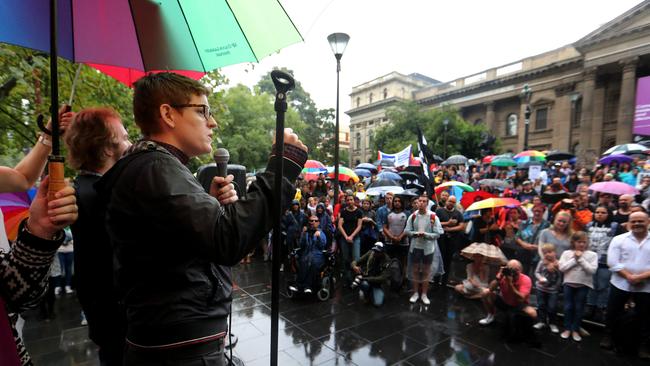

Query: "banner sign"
<box><xmin>378</xmin><ymin>145</ymin><xmax>412</xmax><ymax>167</ymax></box>
<box><xmin>634</xmin><ymin>76</ymin><xmax>650</xmax><ymax>136</ymax></box>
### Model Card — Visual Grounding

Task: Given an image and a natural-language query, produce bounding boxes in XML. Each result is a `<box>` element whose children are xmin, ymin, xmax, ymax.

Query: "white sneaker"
<box><xmin>560</xmin><ymin>330</ymin><xmax>571</xmax><ymax>339</ymax></box>
<box><xmin>304</xmin><ymin>288</ymin><xmax>312</xmax><ymax>294</ymax></box>
<box><xmin>572</xmin><ymin>332</ymin><xmax>582</xmax><ymax>342</ymax></box>
<box><xmin>479</xmin><ymin>314</ymin><xmax>495</xmax><ymax>325</ymax></box>
<box><xmin>421</xmin><ymin>294</ymin><xmax>430</xmax><ymax>305</ymax></box>
<box><xmin>549</xmin><ymin>324</ymin><xmax>559</xmax><ymax>334</ymax></box>
<box><xmin>81</xmin><ymin>318</ymin><xmax>88</xmax><ymax>326</ymax></box>
<box><xmin>288</xmin><ymin>285</ymin><xmax>298</xmax><ymax>293</ymax></box>
<box><xmin>65</xmin><ymin>286</ymin><xmax>73</xmax><ymax>294</ymax></box>
<box><xmin>409</xmin><ymin>292</ymin><xmax>420</xmax><ymax>303</ymax></box>
<box><xmin>533</xmin><ymin>322</ymin><xmax>546</xmax><ymax>330</ymax></box>
<box><xmin>280</xmin><ymin>264</ymin><xmax>284</xmax><ymax>272</ymax></box>
<box><xmin>54</xmin><ymin>287</ymin><xmax>62</xmax><ymax>296</ymax></box>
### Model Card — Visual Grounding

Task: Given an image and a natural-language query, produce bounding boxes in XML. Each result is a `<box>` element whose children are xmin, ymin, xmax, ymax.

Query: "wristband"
<box><xmin>38</xmin><ymin>134</ymin><xmax>52</xmax><ymax>147</ymax></box>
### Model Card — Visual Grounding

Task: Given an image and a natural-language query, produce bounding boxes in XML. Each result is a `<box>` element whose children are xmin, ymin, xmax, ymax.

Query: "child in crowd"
<box><xmin>533</xmin><ymin>243</ymin><xmax>561</xmax><ymax>333</ymax></box>
<box><xmin>558</xmin><ymin>231</ymin><xmax>598</xmax><ymax>342</ymax></box>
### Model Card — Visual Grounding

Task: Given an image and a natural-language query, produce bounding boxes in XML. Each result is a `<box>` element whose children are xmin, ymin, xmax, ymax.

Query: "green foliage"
<box><xmin>373</xmin><ymin>101</ymin><xmax>500</xmax><ymax>159</ymax></box>
<box><xmin>257</xmin><ymin>68</ymin><xmax>337</xmax><ymax>164</ymax></box>
<box><xmin>215</xmin><ymin>84</ymin><xmax>305</xmax><ymax>170</ymax></box>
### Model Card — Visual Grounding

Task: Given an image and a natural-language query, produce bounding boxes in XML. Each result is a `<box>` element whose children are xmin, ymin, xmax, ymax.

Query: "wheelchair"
<box><xmin>286</xmin><ymin>248</ymin><xmax>337</xmax><ymax>301</ymax></box>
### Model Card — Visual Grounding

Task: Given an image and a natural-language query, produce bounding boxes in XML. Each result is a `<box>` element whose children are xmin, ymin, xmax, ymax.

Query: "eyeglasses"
<box><xmin>170</xmin><ymin>104</ymin><xmax>212</xmax><ymax>121</ymax></box>
<box><xmin>309</xmin><ymin>220</ymin><xmax>319</xmax><ymax>223</ymax></box>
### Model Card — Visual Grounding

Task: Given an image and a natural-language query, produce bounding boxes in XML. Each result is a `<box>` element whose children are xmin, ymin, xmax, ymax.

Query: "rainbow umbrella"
<box><xmin>327</xmin><ymin>166</ymin><xmax>359</xmax><ymax>183</ymax></box>
<box><xmin>514</xmin><ymin>150</ymin><xmax>546</xmax><ymax>160</ymax></box>
<box><xmin>460</xmin><ymin>191</ymin><xmax>495</xmax><ymax>209</ymax></box>
<box><xmin>1</xmin><ymin>188</ymin><xmax>37</xmax><ymax>241</ymax></box>
<box><xmin>466</xmin><ymin>197</ymin><xmax>521</xmax><ymax>212</ymax></box>
<box><xmin>301</xmin><ymin>160</ymin><xmax>327</xmax><ymax>181</ymax></box>
<box><xmin>434</xmin><ymin>181</ymin><xmax>475</xmax><ymax>195</ymax></box>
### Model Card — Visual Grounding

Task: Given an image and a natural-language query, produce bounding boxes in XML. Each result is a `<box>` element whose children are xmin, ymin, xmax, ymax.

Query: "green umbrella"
<box><xmin>491</xmin><ymin>156</ymin><xmax>517</xmax><ymax>167</ymax></box>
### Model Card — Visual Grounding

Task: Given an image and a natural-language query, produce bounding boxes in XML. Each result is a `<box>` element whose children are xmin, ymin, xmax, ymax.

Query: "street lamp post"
<box><xmin>328</xmin><ymin>32</ymin><xmax>350</xmax><ymax>205</ymax></box>
<box><xmin>521</xmin><ymin>84</ymin><xmax>532</xmax><ymax>151</ymax></box>
<box><xmin>443</xmin><ymin>119</ymin><xmax>449</xmax><ymax>159</ymax></box>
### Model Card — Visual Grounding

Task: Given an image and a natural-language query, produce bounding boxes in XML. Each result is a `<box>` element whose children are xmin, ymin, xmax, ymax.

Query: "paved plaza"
<box><xmin>23</xmin><ymin>257</ymin><xmax>646</xmax><ymax>366</ymax></box>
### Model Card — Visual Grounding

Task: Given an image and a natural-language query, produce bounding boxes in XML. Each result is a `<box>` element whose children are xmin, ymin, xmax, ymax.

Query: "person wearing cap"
<box><xmin>517</xmin><ymin>181</ymin><xmax>537</xmax><ymax>205</ymax></box>
<box><xmin>351</xmin><ymin>242</ymin><xmax>391</xmax><ymax>307</ymax></box>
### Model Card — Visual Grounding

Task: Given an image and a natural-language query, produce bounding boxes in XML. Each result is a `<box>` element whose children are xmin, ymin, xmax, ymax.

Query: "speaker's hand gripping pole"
<box><xmin>270</xmin><ymin>70</ymin><xmax>295</xmax><ymax>366</ymax></box>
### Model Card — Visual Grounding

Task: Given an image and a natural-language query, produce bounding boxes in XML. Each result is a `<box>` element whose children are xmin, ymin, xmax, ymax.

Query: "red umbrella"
<box><xmin>460</xmin><ymin>191</ymin><xmax>495</xmax><ymax>210</ymax></box>
<box><xmin>482</xmin><ymin>155</ymin><xmax>495</xmax><ymax>164</ymax></box>
<box><xmin>87</xmin><ymin>64</ymin><xmax>205</xmax><ymax>88</ymax></box>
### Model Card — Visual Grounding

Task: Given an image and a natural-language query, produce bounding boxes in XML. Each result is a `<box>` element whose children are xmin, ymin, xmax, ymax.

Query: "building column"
<box><xmin>616</xmin><ymin>56</ymin><xmax>639</xmax><ymax>144</ymax></box>
<box><xmin>579</xmin><ymin>68</ymin><xmax>597</xmax><ymax>162</ymax></box>
<box><xmin>485</xmin><ymin>101</ymin><xmax>496</xmax><ymax>132</ymax></box>
<box><xmin>517</xmin><ymin>98</ymin><xmax>528</xmax><ymax>152</ymax></box>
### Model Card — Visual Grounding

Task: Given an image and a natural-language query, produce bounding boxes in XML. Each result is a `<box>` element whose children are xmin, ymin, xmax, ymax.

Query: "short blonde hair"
<box><xmin>540</xmin><ymin>243</ymin><xmax>556</xmax><ymax>254</ymax></box>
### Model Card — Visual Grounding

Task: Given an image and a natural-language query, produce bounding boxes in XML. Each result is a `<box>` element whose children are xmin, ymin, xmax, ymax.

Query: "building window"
<box><xmin>356</xmin><ymin>132</ymin><xmax>361</xmax><ymax>150</ymax></box>
<box><xmin>369</xmin><ymin>93</ymin><xmax>373</xmax><ymax>104</ymax></box>
<box><xmin>474</xmin><ymin>118</ymin><xmax>483</xmax><ymax>126</ymax></box>
<box><xmin>535</xmin><ymin>108</ymin><xmax>548</xmax><ymax>130</ymax></box>
<box><xmin>506</xmin><ymin>113</ymin><xmax>518</xmax><ymax>136</ymax></box>
<box><xmin>356</xmin><ymin>97</ymin><xmax>360</xmax><ymax>108</ymax></box>
<box><xmin>383</xmin><ymin>88</ymin><xmax>388</xmax><ymax>99</ymax></box>
<box><xmin>572</xmin><ymin>98</ymin><xmax>582</xmax><ymax>128</ymax></box>
<box><xmin>368</xmin><ymin>130</ymin><xmax>374</xmax><ymax>148</ymax></box>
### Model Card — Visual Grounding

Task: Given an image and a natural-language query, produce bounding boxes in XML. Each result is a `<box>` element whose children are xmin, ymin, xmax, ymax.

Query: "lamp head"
<box><xmin>327</xmin><ymin>33</ymin><xmax>350</xmax><ymax>58</ymax></box>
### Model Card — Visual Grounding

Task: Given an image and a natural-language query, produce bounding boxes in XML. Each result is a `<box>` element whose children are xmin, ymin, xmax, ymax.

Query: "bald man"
<box><xmin>601</xmin><ymin>211</ymin><xmax>650</xmax><ymax>358</ymax></box>
<box><xmin>480</xmin><ymin>260</ymin><xmax>536</xmax><ymax>323</ymax></box>
<box><xmin>613</xmin><ymin>194</ymin><xmax>634</xmax><ymax>231</ymax></box>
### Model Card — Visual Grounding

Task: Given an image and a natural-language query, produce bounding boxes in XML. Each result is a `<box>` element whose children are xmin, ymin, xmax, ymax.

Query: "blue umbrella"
<box><xmin>355</xmin><ymin>163</ymin><xmax>378</xmax><ymax>173</ymax></box>
<box><xmin>354</xmin><ymin>168</ymin><xmax>372</xmax><ymax>178</ymax></box>
<box><xmin>377</xmin><ymin>171</ymin><xmax>402</xmax><ymax>181</ymax></box>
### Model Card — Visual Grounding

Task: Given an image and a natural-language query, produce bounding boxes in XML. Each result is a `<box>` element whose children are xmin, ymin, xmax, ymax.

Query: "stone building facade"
<box><xmin>347</xmin><ymin>1</ymin><xmax>650</xmax><ymax>165</ymax></box>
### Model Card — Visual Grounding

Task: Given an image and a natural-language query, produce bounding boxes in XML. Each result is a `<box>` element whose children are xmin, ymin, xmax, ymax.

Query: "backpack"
<box><xmin>385</xmin><ymin>258</ymin><xmax>403</xmax><ymax>292</ymax></box>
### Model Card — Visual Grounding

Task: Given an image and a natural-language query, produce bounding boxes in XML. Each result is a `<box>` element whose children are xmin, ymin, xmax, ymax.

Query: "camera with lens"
<box><xmin>351</xmin><ymin>275</ymin><xmax>363</xmax><ymax>289</ymax></box>
<box><xmin>501</xmin><ymin>267</ymin><xmax>516</xmax><ymax>277</ymax></box>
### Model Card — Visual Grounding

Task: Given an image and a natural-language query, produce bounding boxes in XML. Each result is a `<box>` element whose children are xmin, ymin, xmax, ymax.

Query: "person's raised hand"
<box><xmin>273</xmin><ymin>128</ymin><xmax>308</xmax><ymax>153</ymax></box>
<box><xmin>45</xmin><ymin>105</ymin><xmax>75</xmax><ymax>133</ymax></box>
<box><xmin>27</xmin><ymin>176</ymin><xmax>78</xmax><ymax>240</ymax></box>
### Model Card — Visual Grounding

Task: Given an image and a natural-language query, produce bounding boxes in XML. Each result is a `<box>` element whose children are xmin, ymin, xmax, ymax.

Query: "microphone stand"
<box><xmin>270</xmin><ymin>70</ymin><xmax>295</xmax><ymax>366</ymax></box>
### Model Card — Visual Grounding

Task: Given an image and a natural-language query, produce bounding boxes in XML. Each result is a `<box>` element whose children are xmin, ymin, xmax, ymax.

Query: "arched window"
<box><xmin>506</xmin><ymin>113</ymin><xmax>518</xmax><ymax>136</ymax></box>
<box><xmin>383</xmin><ymin>88</ymin><xmax>388</xmax><ymax>99</ymax></box>
<box><xmin>356</xmin><ymin>132</ymin><xmax>362</xmax><ymax>150</ymax></box>
<box><xmin>369</xmin><ymin>93</ymin><xmax>373</xmax><ymax>104</ymax></box>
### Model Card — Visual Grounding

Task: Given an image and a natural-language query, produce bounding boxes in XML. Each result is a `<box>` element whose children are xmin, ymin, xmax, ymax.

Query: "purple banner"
<box><xmin>634</xmin><ymin>76</ymin><xmax>650</xmax><ymax>136</ymax></box>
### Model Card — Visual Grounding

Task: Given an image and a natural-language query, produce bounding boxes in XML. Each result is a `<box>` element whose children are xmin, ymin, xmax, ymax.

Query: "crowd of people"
<box><xmin>283</xmin><ymin>155</ymin><xmax>650</xmax><ymax>358</ymax></box>
<box><xmin>0</xmin><ymin>70</ymin><xmax>649</xmax><ymax>364</ymax></box>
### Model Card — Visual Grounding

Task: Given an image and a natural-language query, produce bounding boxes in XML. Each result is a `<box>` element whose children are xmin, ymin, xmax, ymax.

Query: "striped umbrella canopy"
<box><xmin>1</xmin><ymin>188</ymin><xmax>36</xmax><ymax>242</ymax></box>
<box><xmin>301</xmin><ymin>160</ymin><xmax>327</xmax><ymax>181</ymax></box>
<box><xmin>434</xmin><ymin>181</ymin><xmax>475</xmax><ymax>195</ymax></box>
<box><xmin>514</xmin><ymin>150</ymin><xmax>546</xmax><ymax>159</ymax></box>
<box><xmin>466</xmin><ymin>198</ymin><xmax>521</xmax><ymax>212</ymax></box>
<box><xmin>327</xmin><ymin>166</ymin><xmax>359</xmax><ymax>183</ymax></box>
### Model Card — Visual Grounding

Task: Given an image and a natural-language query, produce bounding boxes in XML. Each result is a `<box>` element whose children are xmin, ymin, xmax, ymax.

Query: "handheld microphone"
<box><xmin>213</xmin><ymin>148</ymin><xmax>230</xmax><ymax>178</ymax></box>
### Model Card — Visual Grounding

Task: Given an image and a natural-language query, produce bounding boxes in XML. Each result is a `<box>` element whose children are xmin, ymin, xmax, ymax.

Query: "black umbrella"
<box><xmin>398</xmin><ymin>171</ymin><xmax>420</xmax><ymax>181</ymax></box>
<box><xmin>546</xmin><ymin>151</ymin><xmax>575</xmax><ymax>161</ymax></box>
<box><xmin>542</xmin><ymin>190</ymin><xmax>569</xmax><ymax>204</ymax></box>
<box><xmin>404</xmin><ymin>183</ymin><xmax>425</xmax><ymax>194</ymax></box>
<box><xmin>442</xmin><ymin>155</ymin><xmax>468</xmax><ymax>165</ymax></box>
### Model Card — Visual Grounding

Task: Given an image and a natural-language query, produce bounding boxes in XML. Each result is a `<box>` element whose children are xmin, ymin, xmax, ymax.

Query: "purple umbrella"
<box><xmin>598</xmin><ymin>154</ymin><xmax>633</xmax><ymax>165</ymax></box>
<box><xmin>589</xmin><ymin>182</ymin><xmax>638</xmax><ymax>196</ymax></box>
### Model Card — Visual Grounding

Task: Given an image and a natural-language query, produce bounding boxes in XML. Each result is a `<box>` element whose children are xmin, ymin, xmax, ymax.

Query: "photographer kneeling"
<box><xmin>351</xmin><ymin>242</ymin><xmax>391</xmax><ymax>307</ymax></box>
<box><xmin>479</xmin><ymin>260</ymin><xmax>539</xmax><ymax>344</ymax></box>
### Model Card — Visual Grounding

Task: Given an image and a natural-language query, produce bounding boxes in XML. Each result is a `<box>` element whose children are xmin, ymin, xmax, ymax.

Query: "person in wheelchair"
<box><xmin>351</xmin><ymin>242</ymin><xmax>392</xmax><ymax>307</ymax></box>
<box><xmin>289</xmin><ymin>215</ymin><xmax>328</xmax><ymax>294</ymax></box>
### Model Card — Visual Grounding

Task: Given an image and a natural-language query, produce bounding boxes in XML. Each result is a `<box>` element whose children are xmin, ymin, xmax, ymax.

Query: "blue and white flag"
<box><xmin>378</xmin><ymin>145</ymin><xmax>412</xmax><ymax>167</ymax></box>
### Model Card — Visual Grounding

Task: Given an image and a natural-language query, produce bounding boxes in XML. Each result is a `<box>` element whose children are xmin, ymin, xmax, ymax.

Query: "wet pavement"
<box><xmin>22</xmin><ymin>256</ymin><xmax>646</xmax><ymax>365</ymax></box>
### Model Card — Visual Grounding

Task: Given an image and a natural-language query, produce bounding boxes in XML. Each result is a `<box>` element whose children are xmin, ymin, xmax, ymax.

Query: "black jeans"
<box><xmin>605</xmin><ymin>285</ymin><xmax>650</xmax><ymax>339</ymax></box>
<box><xmin>124</xmin><ymin>340</ymin><xmax>225</xmax><ymax>366</ymax></box>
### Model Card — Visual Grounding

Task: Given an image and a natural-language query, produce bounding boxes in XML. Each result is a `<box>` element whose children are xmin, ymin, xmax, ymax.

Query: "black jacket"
<box><xmin>96</xmin><ymin>140</ymin><xmax>304</xmax><ymax>347</ymax></box>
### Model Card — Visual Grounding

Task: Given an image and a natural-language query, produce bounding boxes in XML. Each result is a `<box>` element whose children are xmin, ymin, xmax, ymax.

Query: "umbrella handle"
<box><xmin>47</xmin><ymin>157</ymin><xmax>65</xmax><ymax>202</ymax></box>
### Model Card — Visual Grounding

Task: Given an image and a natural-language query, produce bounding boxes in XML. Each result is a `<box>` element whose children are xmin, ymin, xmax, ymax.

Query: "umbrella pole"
<box><xmin>270</xmin><ymin>70</ymin><xmax>295</xmax><ymax>366</ymax></box>
<box><xmin>48</xmin><ymin>0</ymin><xmax>65</xmax><ymax>201</ymax></box>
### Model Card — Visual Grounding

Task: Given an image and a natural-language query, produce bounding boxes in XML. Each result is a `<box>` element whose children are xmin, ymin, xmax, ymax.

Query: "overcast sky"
<box><xmin>221</xmin><ymin>0</ymin><xmax>642</xmax><ymax>129</ymax></box>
